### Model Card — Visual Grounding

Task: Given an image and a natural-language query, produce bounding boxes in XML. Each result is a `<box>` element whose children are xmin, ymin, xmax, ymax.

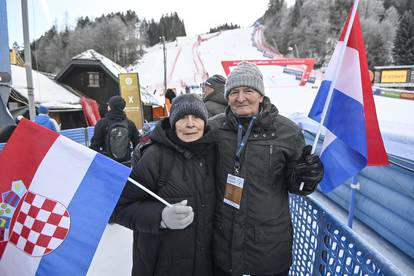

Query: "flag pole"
<box><xmin>128</xmin><ymin>177</ymin><xmax>172</xmax><ymax>207</ymax></box>
<box><xmin>311</xmin><ymin>0</ymin><xmax>360</xmax><ymax>154</ymax></box>
<box><xmin>347</xmin><ymin>175</ymin><xmax>359</xmax><ymax>228</ymax></box>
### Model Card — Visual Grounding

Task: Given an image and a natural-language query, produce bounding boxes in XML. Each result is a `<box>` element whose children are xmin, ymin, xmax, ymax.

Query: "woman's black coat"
<box><xmin>111</xmin><ymin>119</ymin><xmax>216</xmax><ymax>276</ymax></box>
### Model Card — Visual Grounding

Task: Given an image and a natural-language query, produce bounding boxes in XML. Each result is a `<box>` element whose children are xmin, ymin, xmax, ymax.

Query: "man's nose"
<box><xmin>236</xmin><ymin>92</ymin><xmax>246</xmax><ymax>102</ymax></box>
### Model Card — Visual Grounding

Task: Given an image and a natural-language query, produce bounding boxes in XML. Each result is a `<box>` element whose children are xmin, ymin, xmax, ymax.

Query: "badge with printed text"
<box><xmin>224</xmin><ymin>174</ymin><xmax>244</xmax><ymax>209</ymax></box>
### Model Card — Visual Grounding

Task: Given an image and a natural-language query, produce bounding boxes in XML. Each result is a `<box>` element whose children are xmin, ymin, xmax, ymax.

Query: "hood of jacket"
<box><xmin>204</xmin><ymin>86</ymin><xmax>227</xmax><ymax>106</ymax></box>
<box><xmin>105</xmin><ymin>110</ymin><xmax>126</xmax><ymax>121</ymax></box>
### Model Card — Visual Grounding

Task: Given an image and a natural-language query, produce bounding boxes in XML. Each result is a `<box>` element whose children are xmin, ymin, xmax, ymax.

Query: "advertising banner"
<box><xmin>381</xmin><ymin>70</ymin><xmax>408</xmax><ymax>83</ymax></box>
<box><xmin>221</xmin><ymin>58</ymin><xmax>315</xmax><ymax>86</ymax></box>
<box><xmin>119</xmin><ymin>73</ymin><xmax>143</xmax><ymax>129</ymax></box>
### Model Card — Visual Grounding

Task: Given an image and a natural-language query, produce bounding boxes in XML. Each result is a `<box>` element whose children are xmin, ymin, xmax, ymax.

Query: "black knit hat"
<box><xmin>204</xmin><ymin>74</ymin><xmax>226</xmax><ymax>90</ymax></box>
<box><xmin>169</xmin><ymin>94</ymin><xmax>208</xmax><ymax>128</ymax></box>
<box><xmin>108</xmin><ymin>95</ymin><xmax>126</xmax><ymax>111</ymax></box>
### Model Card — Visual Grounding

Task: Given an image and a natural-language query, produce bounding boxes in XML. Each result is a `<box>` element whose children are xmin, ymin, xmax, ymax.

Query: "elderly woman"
<box><xmin>111</xmin><ymin>94</ymin><xmax>216</xmax><ymax>276</ymax></box>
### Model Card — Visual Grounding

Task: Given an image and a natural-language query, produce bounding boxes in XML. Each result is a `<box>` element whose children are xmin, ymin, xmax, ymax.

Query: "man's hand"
<box><xmin>161</xmin><ymin>200</ymin><xmax>194</xmax><ymax>229</ymax></box>
<box><xmin>291</xmin><ymin>145</ymin><xmax>324</xmax><ymax>195</ymax></box>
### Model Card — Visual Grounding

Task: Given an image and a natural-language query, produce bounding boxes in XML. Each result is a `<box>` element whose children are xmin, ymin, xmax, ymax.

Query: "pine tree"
<box><xmin>290</xmin><ymin>0</ymin><xmax>303</xmax><ymax>28</ymax></box>
<box><xmin>393</xmin><ymin>10</ymin><xmax>414</xmax><ymax>64</ymax></box>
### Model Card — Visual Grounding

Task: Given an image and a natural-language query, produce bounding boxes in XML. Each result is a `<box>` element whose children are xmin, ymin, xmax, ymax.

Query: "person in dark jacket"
<box><xmin>89</xmin><ymin>95</ymin><xmax>140</xmax><ymax>163</ymax></box>
<box><xmin>209</xmin><ymin>62</ymin><xmax>324</xmax><ymax>276</ymax></box>
<box><xmin>111</xmin><ymin>94</ymin><xmax>216</xmax><ymax>276</ymax></box>
<box><xmin>165</xmin><ymin>88</ymin><xmax>177</xmax><ymax>103</ymax></box>
<box><xmin>202</xmin><ymin>74</ymin><xmax>227</xmax><ymax>117</ymax></box>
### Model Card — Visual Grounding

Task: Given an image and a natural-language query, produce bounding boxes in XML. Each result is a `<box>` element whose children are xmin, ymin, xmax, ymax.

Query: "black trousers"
<box><xmin>214</xmin><ymin>265</ymin><xmax>290</xmax><ymax>276</ymax></box>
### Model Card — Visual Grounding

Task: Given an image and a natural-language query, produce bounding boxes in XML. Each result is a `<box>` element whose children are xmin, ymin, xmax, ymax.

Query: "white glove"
<box><xmin>161</xmin><ymin>200</ymin><xmax>194</xmax><ymax>229</ymax></box>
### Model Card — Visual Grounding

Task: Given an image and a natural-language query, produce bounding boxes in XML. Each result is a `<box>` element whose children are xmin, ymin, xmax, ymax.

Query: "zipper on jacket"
<box><xmin>269</xmin><ymin>145</ymin><xmax>273</xmax><ymax>168</ymax></box>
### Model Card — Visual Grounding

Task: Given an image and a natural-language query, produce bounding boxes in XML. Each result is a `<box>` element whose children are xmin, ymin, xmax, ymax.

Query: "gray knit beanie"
<box><xmin>224</xmin><ymin>62</ymin><xmax>265</xmax><ymax>98</ymax></box>
<box><xmin>169</xmin><ymin>94</ymin><xmax>208</xmax><ymax>128</ymax></box>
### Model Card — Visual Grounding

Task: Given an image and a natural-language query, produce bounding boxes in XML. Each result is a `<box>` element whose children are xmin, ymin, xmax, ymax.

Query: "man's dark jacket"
<box><xmin>203</xmin><ymin>87</ymin><xmax>227</xmax><ymax>117</ymax></box>
<box><xmin>89</xmin><ymin>110</ymin><xmax>140</xmax><ymax>161</ymax></box>
<box><xmin>209</xmin><ymin>97</ymin><xmax>307</xmax><ymax>275</ymax></box>
<box><xmin>111</xmin><ymin>119</ymin><xmax>216</xmax><ymax>276</ymax></box>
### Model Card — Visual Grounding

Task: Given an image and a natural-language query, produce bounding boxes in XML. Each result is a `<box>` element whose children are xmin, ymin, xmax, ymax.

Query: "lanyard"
<box><xmin>234</xmin><ymin>116</ymin><xmax>256</xmax><ymax>175</ymax></box>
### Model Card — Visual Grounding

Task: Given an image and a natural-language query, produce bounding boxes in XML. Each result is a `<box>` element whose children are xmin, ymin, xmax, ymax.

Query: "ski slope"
<box><xmin>132</xmin><ymin>26</ymin><xmax>414</xmax><ymax>160</ymax></box>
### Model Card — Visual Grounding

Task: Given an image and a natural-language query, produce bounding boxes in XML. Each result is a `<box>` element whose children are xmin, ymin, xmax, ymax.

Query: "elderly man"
<box><xmin>209</xmin><ymin>62</ymin><xmax>323</xmax><ymax>276</ymax></box>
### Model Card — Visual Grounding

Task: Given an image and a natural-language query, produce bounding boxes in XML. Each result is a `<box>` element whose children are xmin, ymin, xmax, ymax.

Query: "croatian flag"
<box><xmin>0</xmin><ymin>119</ymin><xmax>130</xmax><ymax>275</ymax></box>
<box><xmin>308</xmin><ymin>6</ymin><xmax>388</xmax><ymax>193</ymax></box>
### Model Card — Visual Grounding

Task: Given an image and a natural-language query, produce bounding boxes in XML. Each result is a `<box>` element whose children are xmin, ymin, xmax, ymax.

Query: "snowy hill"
<box><xmin>132</xmin><ymin>26</ymin><xmax>414</xmax><ymax>160</ymax></box>
<box><xmin>132</xmin><ymin>27</ymin><xmax>309</xmax><ymax>96</ymax></box>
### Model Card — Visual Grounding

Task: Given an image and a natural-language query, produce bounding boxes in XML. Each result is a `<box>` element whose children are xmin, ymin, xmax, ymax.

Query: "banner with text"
<box><xmin>119</xmin><ymin>73</ymin><xmax>143</xmax><ymax>129</ymax></box>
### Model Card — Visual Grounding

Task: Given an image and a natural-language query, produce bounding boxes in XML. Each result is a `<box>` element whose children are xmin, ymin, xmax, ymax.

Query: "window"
<box><xmin>88</xmin><ymin>72</ymin><xmax>100</xmax><ymax>87</ymax></box>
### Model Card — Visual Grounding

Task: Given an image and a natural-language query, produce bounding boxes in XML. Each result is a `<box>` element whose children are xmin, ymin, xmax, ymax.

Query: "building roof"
<box><xmin>61</xmin><ymin>49</ymin><xmax>127</xmax><ymax>80</ymax></box>
<box><xmin>55</xmin><ymin>49</ymin><xmax>161</xmax><ymax>106</ymax></box>
<box><xmin>10</xmin><ymin>65</ymin><xmax>81</xmax><ymax>110</ymax></box>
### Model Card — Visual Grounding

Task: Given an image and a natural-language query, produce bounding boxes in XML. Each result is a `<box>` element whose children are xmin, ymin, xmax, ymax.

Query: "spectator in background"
<box><xmin>90</xmin><ymin>95</ymin><xmax>140</xmax><ymax>165</ymax></box>
<box><xmin>164</xmin><ymin>88</ymin><xmax>177</xmax><ymax>116</ymax></box>
<box><xmin>165</xmin><ymin>88</ymin><xmax>177</xmax><ymax>103</ymax></box>
<box><xmin>202</xmin><ymin>74</ymin><xmax>227</xmax><ymax>117</ymax></box>
<box><xmin>35</xmin><ymin>105</ymin><xmax>58</xmax><ymax>132</ymax></box>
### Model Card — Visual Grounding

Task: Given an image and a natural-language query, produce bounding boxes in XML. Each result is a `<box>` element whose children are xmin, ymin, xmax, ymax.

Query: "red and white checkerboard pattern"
<box><xmin>9</xmin><ymin>191</ymin><xmax>70</xmax><ymax>256</ymax></box>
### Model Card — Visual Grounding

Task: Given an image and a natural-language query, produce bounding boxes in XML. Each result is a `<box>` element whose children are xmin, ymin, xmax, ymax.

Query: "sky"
<box><xmin>5</xmin><ymin>0</ymin><xmax>296</xmax><ymax>47</ymax></box>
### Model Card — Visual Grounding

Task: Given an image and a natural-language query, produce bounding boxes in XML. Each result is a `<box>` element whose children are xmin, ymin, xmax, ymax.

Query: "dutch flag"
<box><xmin>0</xmin><ymin>119</ymin><xmax>131</xmax><ymax>275</ymax></box>
<box><xmin>308</xmin><ymin>1</ymin><xmax>388</xmax><ymax>193</ymax></box>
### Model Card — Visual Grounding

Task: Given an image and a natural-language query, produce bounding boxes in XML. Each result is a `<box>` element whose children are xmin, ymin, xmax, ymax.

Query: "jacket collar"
<box><xmin>223</xmin><ymin>96</ymin><xmax>279</xmax><ymax>132</ymax></box>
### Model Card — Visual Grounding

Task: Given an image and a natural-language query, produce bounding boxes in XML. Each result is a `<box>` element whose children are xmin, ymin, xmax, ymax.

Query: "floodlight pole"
<box><xmin>21</xmin><ymin>0</ymin><xmax>36</xmax><ymax>120</ymax></box>
<box><xmin>161</xmin><ymin>36</ymin><xmax>167</xmax><ymax>93</ymax></box>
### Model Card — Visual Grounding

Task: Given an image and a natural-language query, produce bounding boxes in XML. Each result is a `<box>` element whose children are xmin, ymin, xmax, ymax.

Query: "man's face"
<box><xmin>203</xmin><ymin>85</ymin><xmax>214</xmax><ymax>98</ymax></box>
<box><xmin>228</xmin><ymin>86</ymin><xmax>264</xmax><ymax>117</ymax></box>
<box><xmin>175</xmin><ymin>115</ymin><xmax>205</xmax><ymax>142</ymax></box>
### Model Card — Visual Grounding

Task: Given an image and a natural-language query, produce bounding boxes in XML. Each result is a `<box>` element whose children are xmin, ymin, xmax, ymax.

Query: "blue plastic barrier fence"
<box><xmin>303</xmin><ymin>130</ymin><xmax>414</xmax><ymax>259</ymax></box>
<box><xmin>289</xmin><ymin>194</ymin><xmax>402</xmax><ymax>275</ymax></box>
<box><xmin>59</xmin><ymin>127</ymin><xmax>89</xmax><ymax>146</ymax></box>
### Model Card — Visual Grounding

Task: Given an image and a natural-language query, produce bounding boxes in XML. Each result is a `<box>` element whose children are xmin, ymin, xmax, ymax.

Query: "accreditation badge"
<box><xmin>223</xmin><ymin>173</ymin><xmax>245</xmax><ymax>209</ymax></box>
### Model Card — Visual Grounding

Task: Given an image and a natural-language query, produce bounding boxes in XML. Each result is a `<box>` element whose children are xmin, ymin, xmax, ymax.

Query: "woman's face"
<box><xmin>175</xmin><ymin>115</ymin><xmax>205</xmax><ymax>142</ymax></box>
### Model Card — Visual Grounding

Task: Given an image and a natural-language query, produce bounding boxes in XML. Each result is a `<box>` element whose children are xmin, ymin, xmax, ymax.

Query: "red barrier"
<box><xmin>80</xmin><ymin>97</ymin><xmax>101</xmax><ymax>126</ymax></box>
<box><xmin>221</xmin><ymin>59</ymin><xmax>316</xmax><ymax>86</ymax></box>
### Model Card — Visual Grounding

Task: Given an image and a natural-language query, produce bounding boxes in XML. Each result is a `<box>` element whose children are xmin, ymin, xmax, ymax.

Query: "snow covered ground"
<box><xmin>134</xmin><ymin>26</ymin><xmax>414</xmax><ymax>159</ymax></box>
<box><xmin>88</xmin><ymin>26</ymin><xmax>414</xmax><ymax>275</ymax></box>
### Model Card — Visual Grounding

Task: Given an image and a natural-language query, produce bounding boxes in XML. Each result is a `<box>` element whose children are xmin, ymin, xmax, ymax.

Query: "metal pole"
<box><xmin>294</xmin><ymin>44</ymin><xmax>299</xmax><ymax>58</ymax></box>
<box><xmin>128</xmin><ymin>177</ymin><xmax>171</xmax><ymax>207</ymax></box>
<box><xmin>162</xmin><ymin>36</ymin><xmax>167</xmax><ymax>93</ymax></box>
<box><xmin>0</xmin><ymin>0</ymin><xmax>15</xmax><ymax>128</ymax></box>
<box><xmin>21</xmin><ymin>0</ymin><xmax>36</xmax><ymax>121</ymax></box>
<box><xmin>347</xmin><ymin>175</ymin><xmax>360</xmax><ymax>228</ymax></box>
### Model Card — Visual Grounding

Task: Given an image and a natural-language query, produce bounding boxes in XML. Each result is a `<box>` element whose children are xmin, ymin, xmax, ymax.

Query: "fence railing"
<box><xmin>289</xmin><ymin>194</ymin><xmax>402</xmax><ymax>275</ymax></box>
